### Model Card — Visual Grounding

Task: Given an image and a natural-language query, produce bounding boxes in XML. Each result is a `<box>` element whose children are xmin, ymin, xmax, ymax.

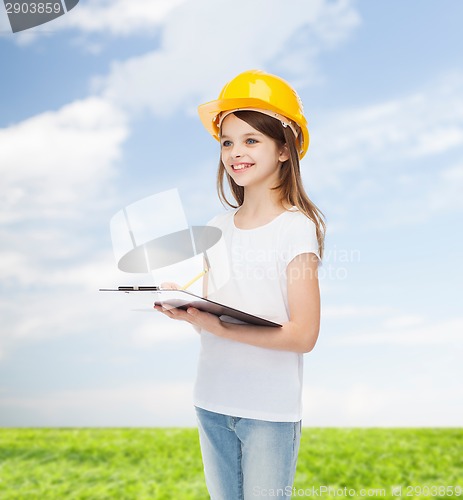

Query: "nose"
<box><xmin>230</xmin><ymin>143</ymin><xmax>242</xmax><ymax>158</ymax></box>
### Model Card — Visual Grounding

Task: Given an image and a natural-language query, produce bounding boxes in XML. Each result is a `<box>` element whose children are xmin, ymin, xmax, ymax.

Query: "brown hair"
<box><xmin>217</xmin><ymin>110</ymin><xmax>326</xmax><ymax>260</ymax></box>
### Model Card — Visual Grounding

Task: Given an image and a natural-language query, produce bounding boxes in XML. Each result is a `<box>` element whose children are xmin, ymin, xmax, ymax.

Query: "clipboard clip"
<box><xmin>117</xmin><ymin>286</ymin><xmax>160</xmax><ymax>292</ymax></box>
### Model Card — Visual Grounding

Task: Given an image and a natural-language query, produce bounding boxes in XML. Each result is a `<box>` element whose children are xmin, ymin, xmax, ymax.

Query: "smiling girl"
<box><xmin>155</xmin><ymin>70</ymin><xmax>326</xmax><ymax>499</ymax></box>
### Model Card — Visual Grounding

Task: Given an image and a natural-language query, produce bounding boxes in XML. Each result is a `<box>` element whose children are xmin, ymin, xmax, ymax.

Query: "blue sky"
<box><xmin>1</xmin><ymin>0</ymin><xmax>462</xmax><ymax>427</ymax></box>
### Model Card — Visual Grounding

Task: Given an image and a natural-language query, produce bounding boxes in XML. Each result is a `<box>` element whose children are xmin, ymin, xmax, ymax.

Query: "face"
<box><xmin>220</xmin><ymin>113</ymin><xmax>289</xmax><ymax>189</ymax></box>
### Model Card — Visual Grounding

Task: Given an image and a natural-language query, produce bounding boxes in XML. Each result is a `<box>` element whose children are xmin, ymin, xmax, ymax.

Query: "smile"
<box><xmin>231</xmin><ymin>163</ymin><xmax>254</xmax><ymax>171</ymax></box>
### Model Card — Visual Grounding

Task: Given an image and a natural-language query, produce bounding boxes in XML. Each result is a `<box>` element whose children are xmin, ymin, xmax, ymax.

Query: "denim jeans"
<box><xmin>195</xmin><ymin>406</ymin><xmax>301</xmax><ymax>499</ymax></box>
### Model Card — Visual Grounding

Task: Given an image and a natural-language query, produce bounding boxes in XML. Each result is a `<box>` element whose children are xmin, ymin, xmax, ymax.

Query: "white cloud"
<box><xmin>441</xmin><ymin>163</ymin><xmax>463</xmax><ymax>182</ymax></box>
<box><xmin>0</xmin><ymin>382</ymin><xmax>196</xmax><ymax>426</ymax></box>
<box><xmin>0</xmin><ymin>289</ymin><xmax>111</xmax><ymax>345</ymax></box>
<box><xmin>64</xmin><ymin>0</ymin><xmax>188</xmax><ymax>36</ymax></box>
<box><xmin>427</xmin><ymin>162</ymin><xmax>463</xmax><ymax>213</ymax></box>
<box><xmin>303</xmin><ymin>73</ymin><xmax>463</xmax><ymax>230</ymax></box>
<box><xmin>0</xmin><ymin>97</ymin><xmax>128</xmax><ymax>223</ymax></box>
<box><xmin>0</xmin><ymin>251</ymin><xmax>197</xmax><ymax>360</ymax></box>
<box><xmin>4</xmin><ymin>0</ymin><xmax>188</xmax><ymax>44</ymax></box>
<box><xmin>97</xmin><ymin>0</ymin><xmax>360</xmax><ymax>116</ymax></box>
<box><xmin>382</xmin><ymin>314</ymin><xmax>424</xmax><ymax>329</ymax></box>
<box><xmin>0</xmin><ymin>248</ymin><xmax>114</xmax><ymax>288</ymax></box>
<box><xmin>322</xmin><ymin>305</ymin><xmax>392</xmax><ymax>319</ymax></box>
<box><xmin>0</xmin><ymin>252</ymin><xmax>28</xmax><ymax>284</ymax></box>
<box><xmin>303</xmin><ymin>381</ymin><xmax>463</xmax><ymax>426</ymax></box>
<box><xmin>3</xmin><ymin>376</ymin><xmax>462</xmax><ymax>427</ymax></box>
<box><xmin>330</xmin><ymin>317</ymin><xmax>463</xmax><ymax>346</ymax></box>
<box><xmin>310</xmin><ymin>73</ymin><xmax>463</xmax><ymax>184</ymax></box>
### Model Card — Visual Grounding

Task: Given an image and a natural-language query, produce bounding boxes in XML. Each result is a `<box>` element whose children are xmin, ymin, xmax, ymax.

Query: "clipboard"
<box><xmin>99</xmin><ymin>287</ymin><xmax>282</xmax><ymax>328</ymax></box>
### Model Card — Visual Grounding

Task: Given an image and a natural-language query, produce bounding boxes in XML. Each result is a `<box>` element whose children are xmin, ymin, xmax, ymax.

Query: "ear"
<box><xmin>279</xmin><ymin>144</ymin><xmax>290</xmax><ymax>163</ymax></box>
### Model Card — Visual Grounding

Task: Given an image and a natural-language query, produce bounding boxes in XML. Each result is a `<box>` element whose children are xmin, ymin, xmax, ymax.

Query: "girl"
<box><xmin>155</xmin><ymin>69</ymin><xmax>325</xmax><ymax>499</ymax></box>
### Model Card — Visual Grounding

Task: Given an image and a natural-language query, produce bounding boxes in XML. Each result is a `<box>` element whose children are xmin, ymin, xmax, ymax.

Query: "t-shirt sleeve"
<box><xmin>206</xmin><ymin>210</ymin><xmax>232</xmax><ymax>228</ymax></box>
<box><xmin>283</xmin><ymin>214</ymin><xmax>321</xmax><ymax>267</ymax></box>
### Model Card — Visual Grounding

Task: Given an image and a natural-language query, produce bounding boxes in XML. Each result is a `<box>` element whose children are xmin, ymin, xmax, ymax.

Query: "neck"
<box><xmin>240</xmin><ymin>184</ymin><xmax>286</xmax><ymax>216</ymax></box>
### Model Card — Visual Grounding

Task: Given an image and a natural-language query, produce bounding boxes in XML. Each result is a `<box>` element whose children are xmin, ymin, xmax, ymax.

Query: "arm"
<box><xmin>156</xmin><ymin>253</ymin><xmax>320</xmax><ymax>353</ymax></box>
<box><xmin>218</xmin><ymin>252</ymin><xmax>320</xmax><ymax>353</ymax></box>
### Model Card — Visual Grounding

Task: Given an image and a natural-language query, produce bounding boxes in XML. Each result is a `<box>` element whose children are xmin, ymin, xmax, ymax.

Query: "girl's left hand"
<box><xmin>154</xmin><ymin>304</ymin><xmax>223</xmax><ymax>335</ymax></box>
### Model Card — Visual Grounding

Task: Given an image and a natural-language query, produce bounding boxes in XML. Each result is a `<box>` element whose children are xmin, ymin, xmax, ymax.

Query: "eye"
<box><xmin>221</xmin><ymin>140</ymin><xmax>232</xmax><ymax>147</ymax></box>
<box><xmin>246</xmin><ymin>138</ymin><xmax>258</xmax><ymax>144</ymax></box>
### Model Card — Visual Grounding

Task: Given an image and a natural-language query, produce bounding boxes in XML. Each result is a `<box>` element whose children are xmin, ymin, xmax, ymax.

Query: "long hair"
<box><xmin>217</xmin><ymin>110</ymin><xmax>326</xmax><ymax>260</ymax></box>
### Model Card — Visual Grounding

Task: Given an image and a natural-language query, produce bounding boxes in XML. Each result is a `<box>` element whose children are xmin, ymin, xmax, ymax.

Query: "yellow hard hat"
<box><xmin>198</xmin><ymin>69</ymin><xmax>309</xmax><ymax>158</ymax></box>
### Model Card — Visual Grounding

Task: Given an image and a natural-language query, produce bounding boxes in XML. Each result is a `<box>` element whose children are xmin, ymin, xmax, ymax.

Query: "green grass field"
<box><xmin>0</xmin><ymin>428</ymin><xmax>461</xmax><ymax>499</ymax></box>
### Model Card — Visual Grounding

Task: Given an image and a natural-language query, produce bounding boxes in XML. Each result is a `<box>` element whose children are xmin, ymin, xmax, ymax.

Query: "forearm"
<box><xmin>155</xmin><ymin>307</ymin><xmax>319</xmax><ymax>351</ymax></box>
<box><xmin>217</xmin><ymin>320</ymin><xmax>319</xmax><ymax>353</ymax></box>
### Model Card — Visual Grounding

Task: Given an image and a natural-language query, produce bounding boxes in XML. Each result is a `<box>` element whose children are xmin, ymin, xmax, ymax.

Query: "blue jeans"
<box><xmin>195</xmin><ymin>406</ymin><xmax>301</xmax><ymax>499</ymax></box>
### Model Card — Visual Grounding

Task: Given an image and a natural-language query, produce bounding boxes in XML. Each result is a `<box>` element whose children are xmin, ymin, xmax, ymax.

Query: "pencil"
<box><xmin>181</xmin><ymin>269</ymin><xmax>208</xmax><ymax>290</ymax></box>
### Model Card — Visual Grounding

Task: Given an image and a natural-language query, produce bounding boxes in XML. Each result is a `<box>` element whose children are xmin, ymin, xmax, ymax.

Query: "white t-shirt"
<box><xmin>193</xmin><ymin>207</ymin><xmax>320</xmax><ymax>422</ymax></box>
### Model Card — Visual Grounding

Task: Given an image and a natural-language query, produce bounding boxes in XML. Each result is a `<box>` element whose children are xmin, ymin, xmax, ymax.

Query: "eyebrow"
<box><xmin>220</xmin><ymin>132</ymin><xmax>264</xmax><ymax>139</ymax></box>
